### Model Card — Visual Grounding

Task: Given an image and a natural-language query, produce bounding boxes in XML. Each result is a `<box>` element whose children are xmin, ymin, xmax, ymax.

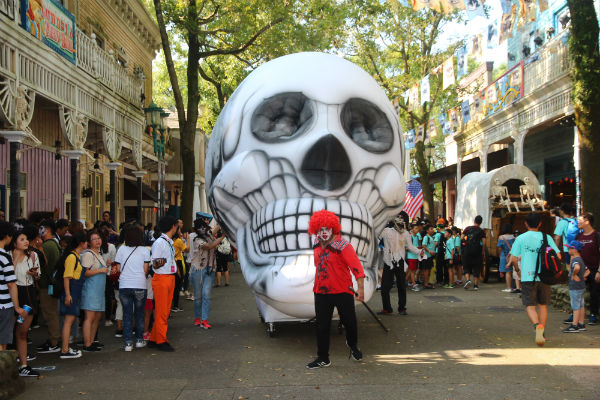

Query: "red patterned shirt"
<box><xmin>313</xmin><ymin>235</ymin><xmax>365</xmax><ymax>295</ymax></box>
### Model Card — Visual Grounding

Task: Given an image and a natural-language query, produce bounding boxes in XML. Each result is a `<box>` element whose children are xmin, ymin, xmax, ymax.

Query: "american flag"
<box><xmin>403</xmin><ymin>180</ymin><xmax>423</xmax><ymax>220</ymax></box>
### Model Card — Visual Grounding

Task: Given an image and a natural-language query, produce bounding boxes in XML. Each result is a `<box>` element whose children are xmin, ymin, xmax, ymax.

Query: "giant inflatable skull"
<box><xmin>206</xmin><ymin>52</ymin><xmax>406</xmax><ymax>323</ymax></box>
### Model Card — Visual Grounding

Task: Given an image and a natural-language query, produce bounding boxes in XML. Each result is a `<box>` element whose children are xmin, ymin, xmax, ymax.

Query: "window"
<box><xmin>87</xmin><ymin>171</ymin><xmax>103</xmax><ymax>224</ymax></box>
<box><xmin>555</xmin><ymin>6</ymin><xmax>570</xmax><ymax>34</ymax></box>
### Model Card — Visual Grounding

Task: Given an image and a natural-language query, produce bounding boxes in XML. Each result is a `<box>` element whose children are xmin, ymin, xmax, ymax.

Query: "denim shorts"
<box><xmin>570</xmin><ymin>289</ymin><xmax>586</xmax><ymax>311</ymax></box>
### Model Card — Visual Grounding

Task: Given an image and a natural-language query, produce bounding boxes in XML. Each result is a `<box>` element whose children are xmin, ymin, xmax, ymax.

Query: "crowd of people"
<box><xmin>0</xmin><ymin>211</ymin><xmax>235</xmax><ymax>377</ymax></box>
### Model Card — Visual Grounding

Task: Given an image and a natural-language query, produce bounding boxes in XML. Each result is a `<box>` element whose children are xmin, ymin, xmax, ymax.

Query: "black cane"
<box><xmin>349</xmin><ymin>286</ymin><xmax>390</xmax><ymax>333</ymax></box>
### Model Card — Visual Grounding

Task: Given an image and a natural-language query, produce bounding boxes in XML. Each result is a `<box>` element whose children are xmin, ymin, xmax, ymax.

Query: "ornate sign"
<box><xmin>482</xmin><ymin>62</ymin><xmax>523</xmax><ymax>117</ymax></box>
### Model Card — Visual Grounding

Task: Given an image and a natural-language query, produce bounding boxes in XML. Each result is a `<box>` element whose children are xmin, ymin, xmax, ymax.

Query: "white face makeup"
<box><xmin>317</xmin><ymin>227</ymin><xmax>333</xmax><ymax>242</ymax></box>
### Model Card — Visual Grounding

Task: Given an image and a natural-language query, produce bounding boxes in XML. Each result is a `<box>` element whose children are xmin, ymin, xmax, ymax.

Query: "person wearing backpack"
<box><xmin>215</xmin><ymin>231</ymin><xmax>232</xmax><ymax>288</ymax></box>
<box><xmin>59</xmin><ymin>231</ymin><xmax>88</xmax><ymax>359</ymax></box>
<box><xmin>36</xmin><ymin>220</ymin><xmax>62</xmax><ymax>354</ymax></box>
<box><xmin>510</xmin><ymin>212</ymin><xmax>561</xmax><ymax>347</ymax></box>
<box><xmin>573</xmin><ymin>212</ymin><xmax>600</xmax><ymax>326</ymax></box>
<box><xmin>434</xmin><ymin>225</ymin><xmax>446</xmax><ymax>285</ymax></box>
<box><xmin>461</xmin><ymin>215</ymin><xmax>486</xmax><ymax>291</ymax></box>
<box><xmin>554</xmin><ymin>203</ymin><xmax>577</xmax><ymax>263</ymax></box>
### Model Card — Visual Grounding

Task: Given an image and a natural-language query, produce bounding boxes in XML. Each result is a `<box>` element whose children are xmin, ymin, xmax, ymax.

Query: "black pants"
<box><xmin>588</xmin><ymin>270</ymin><xmax>600</xmax><ymax>315</ymax></box>
<box><xmin>314</xmin><ymin>293</ymin><xmax>358</xmax><ymax>360</ymax></box>
<box><xmin>435</xmin><ymin>254</ymin><xmax>446</xmax><ymax>284</ymax></box>
<box><xmin>380</xmin><ymin>262</ymin><xmax>406</xmax><ymax>312</ymax></box>
<box><xmin>172</xmin><ymin>260</ymin><xmax>183</xmax><ymax>309</ymax></box>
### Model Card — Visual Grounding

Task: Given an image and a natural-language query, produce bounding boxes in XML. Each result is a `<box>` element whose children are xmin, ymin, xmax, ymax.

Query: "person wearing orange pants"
<box><xmin>148</xmin><ymin>216</ymin><xmax>179</xmax><ymax>352</ymax></box>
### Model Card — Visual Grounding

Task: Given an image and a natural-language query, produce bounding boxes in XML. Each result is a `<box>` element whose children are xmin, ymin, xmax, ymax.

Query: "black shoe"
<box><xmin>589</xmin><ymin>315</ymin><xmax>598</xmax><ymax>325</ymax></box>
<box><xmin>19</xmin><ymin>365</ymin><xmax>40</xmax><ymax>377</ymax></box>
<box><xmin>17</xmin><ymin>354</ymin><xmax>37</xmax><ymax>363</ymax></box>
<box><xmin>377</xmin><ymin>310</ymin><xmax>392</xmax><ymax>316</ymax></box>
<box><xmin>147</xmin><ymin>340</ymin><xmax>157</xmax><ymax>348</ymax></box>
<box><xmin>26</xmin><ymin>336</ymin><xmax>33</xmax><ymax>344</ymax></box>
<box><xmin>93</xmin><ymin>341</ymin><xmax>104</xmax><ymax>348</ymax></box>
<box><xmin>306</xmin><ymin>357</ymin><xmax>331</xmax><ymax>369</ymax></box>
<box><xmin>115</xmin><ymin>330</ymin><xmax>123</xmax><ymax>338</ymax></box>
<box><xmin>225</xmin><ymin>283</ymin><xmax>229</xmax><ymax>287</ymax></box>
<box><xmin>346</xmin><ymin>342</ymin><xmax>363</xmax><ymax>361</ymax></box>
<box><xmin>36</xmin><ymin>342</ymin><xmax>61</xmax><ymax>353</ymax></box>
<box><xmin>398</xmin><ymin>309</ymin><xmax>407</xmax><ymax>315</ymax></box>
<box><xmin>562</xmin><ymin>325</ymin><xmax>579</xmax><ymax>333</ymax></box>
<box><xmin>83</xmin><ymin>345</ymin><xmax>101</xmax><ymax>352</ymax></box>
<box><xmin>577</xmin><ymin>323</ymin><xmax>586</xmax><ymax>331</ymax></box>
<box><xmin>473</xmin><ymin>285</ymin><xmax>479</xmax><ymax>291</ymax></box>
<box><xmin>563</xmin><ymin>314</ymin><xmax>573</xmax><ymax>324</ymax></box>
<box><xmin>157</xmin><ymin>342</ymin><xmax>175</xmax><ymax>352</ymax></box>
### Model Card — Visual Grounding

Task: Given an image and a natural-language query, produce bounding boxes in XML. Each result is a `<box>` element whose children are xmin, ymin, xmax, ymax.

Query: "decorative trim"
<box><xmin>0</xmin><ymin>78</ymin><xmax>35</xmax><ymax>134</ymax></box>
<box><xmin>103</xmin><ymin>126</ymin><xmax>122</xmax><ymax>161</ymax></box>
<box><xmin>59</xmin><ymin>106</ymin><xmax>88</xmax><ymax>150</ymax></box>
<box><xmin>132</xmin><ymin>139</ymin><xmax>143</xmax><ymax>169</ymax></box>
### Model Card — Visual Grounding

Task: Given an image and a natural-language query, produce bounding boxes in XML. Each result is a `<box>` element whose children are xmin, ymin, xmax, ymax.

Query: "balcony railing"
<box><xmin>523</xmin><ymin>33</ymin><xmax>571</xmax><ymax>96</ymax></box>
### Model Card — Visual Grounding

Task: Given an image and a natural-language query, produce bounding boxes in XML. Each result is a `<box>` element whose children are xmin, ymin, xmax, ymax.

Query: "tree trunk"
<box><xmin>180</xmin><ymin>122</ymin><xmax>196</xmax><ymax>232</ymax></box>
<box><xmin>567</xmin><ymin>0</ymin><xmax>600</xmax><ymax>218</ymax></box>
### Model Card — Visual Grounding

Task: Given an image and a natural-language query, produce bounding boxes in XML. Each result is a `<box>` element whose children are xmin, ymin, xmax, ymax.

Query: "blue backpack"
<box><xmin>564</xmin><ymin>218</ymin><xmax>581</xmax><ymax>247</ymax></box>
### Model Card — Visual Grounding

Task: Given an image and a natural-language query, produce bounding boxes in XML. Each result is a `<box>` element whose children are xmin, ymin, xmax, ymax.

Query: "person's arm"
<box><xmin>572</xmin><ymin>263</ymin><xmax>581</xmax><ymax>281</ymax></box>
<box><xmin>547</xmin><ymin>234</ymin><xmax>562</xmax><ymax>260</ymax></box>
<box><xmin>405</xmin><ymin>233</ymin><xmax>421</xmax><ymax>255</ymax></box>
<box><xmin>341</xmin><ymin>245</ymin><xmax>365</xmax><ymax>301</ymax></box>
<box><xmin>553</xmin><ymin>220</ymin><xmax>564</xmax><ymax>249</ymax></box>
<box><xmin>7</xmin><ymin>281</ymin><xmax>26</xmax><ymax>317</ymax></box>
<box><xmin>200</xmin><ymin>236</ymin><xmax>224</xmax><ymax>250</ymax></box>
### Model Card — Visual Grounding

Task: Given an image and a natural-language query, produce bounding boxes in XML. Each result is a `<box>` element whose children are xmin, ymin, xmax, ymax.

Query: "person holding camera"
<box><xmin>190</xmin><ymin>219</ymin><xmax>224</xmax><ymax>329</ymax></box>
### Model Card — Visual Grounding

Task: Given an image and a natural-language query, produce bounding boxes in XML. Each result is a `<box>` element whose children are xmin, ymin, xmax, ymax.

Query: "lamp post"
<box><xmin>144</xmin><ymin>102</ymin><xmax>169</xmax><ymax>220</ymax></box>
<box><xmin>424</xmin><ymin>142</ymin><xmax>435</xmax><ymax>170</ymax></box>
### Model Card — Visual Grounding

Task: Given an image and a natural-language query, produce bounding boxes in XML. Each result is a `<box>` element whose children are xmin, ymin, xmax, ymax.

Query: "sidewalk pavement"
<box><xmin>16</xmin><ymin>270</ymin><xmax>600</xmax><ymax>400</ymax></box>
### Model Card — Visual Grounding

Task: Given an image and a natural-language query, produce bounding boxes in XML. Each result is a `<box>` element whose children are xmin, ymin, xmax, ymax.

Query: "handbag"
<box><xmin>109</xmin><ymin>247</ymin><xmax>137</xmax><ymax>284</ymax></box>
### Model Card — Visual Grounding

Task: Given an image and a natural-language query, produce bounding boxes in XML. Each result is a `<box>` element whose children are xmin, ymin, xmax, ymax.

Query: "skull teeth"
<box><xmin>250</xmin><ymin>198</ymin><xmax>373</xmax><ymax>256</ymax></box>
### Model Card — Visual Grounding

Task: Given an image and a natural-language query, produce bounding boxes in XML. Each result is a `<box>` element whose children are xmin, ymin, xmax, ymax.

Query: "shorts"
<box><xmin>407</xmin><ymin>259</ymin><xmax>418</xmax><ymax>271</ymax></box>
<box><xmin>17</xmin><ymin>285</ymin><xmax>38</xmax><ymax>315</ymax></box>
<box><xmin>569</xmin><ymin>289</ymin><xmax>586</xmax><ymax>311</ymax></box>
<box><xmin>0</xmin><ymin>307</ymin><xmax>15</xmax><ymax>345</ymax></box>
<box><xmin>419</xmin><ymin>258</ymin><xmax>433</xmax><ymax>270</ymax></box>
<box><xmin>145</xmin><ymin>299</ymin><xmax>154</xmax><ymax>310</ymax></box>
<box><xmin>216</xmin><ymin>252</ymin><xmax>229</xmax><ymax>273</ymax></box>
<box><xmin>521</xmin><ymin>281</ymin><xmax>551</xmax><ymax>306</ymax></box>
<box><xmin>463</xmin><ymin>255</ymin><xmax>482</xmax><ymax>277</ymax></box>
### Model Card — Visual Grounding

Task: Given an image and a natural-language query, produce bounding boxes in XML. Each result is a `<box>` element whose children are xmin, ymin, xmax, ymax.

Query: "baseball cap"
<box><xmin>566</xmin><ymin>240</ymin><xmax>584</xmax><ymax>251</ymax></box>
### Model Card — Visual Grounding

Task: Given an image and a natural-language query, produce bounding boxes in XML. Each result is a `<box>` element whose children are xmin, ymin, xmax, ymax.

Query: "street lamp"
<box><xmin>424</xmin><ymin>142</ymin><xmax>435</xmax><ymax>170</ymax></box>
<box><xmin>144</xmin><ymin>102</ymin><xmax>169</xmax><ymax>219</ymax></box>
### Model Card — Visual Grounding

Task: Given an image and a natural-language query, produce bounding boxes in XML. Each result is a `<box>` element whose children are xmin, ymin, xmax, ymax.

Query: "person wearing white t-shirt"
<box><xmin>148</xmin><ymin>216</ymin><xmax>179</xmax><ymax>352</ymax></box>
<box><xmin>115</xmin><ymin>224</ymin><xmax>150</xmax><ymax>352</ymax></box>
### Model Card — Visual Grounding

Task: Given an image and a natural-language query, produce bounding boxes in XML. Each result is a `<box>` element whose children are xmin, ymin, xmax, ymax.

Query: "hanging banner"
<box><xmin>461</xmin><ymin>100</ymin><xmax>472</xmax><ymax>123</ymax></box>
<box><xmin>442</xmin><ymin>56</ymin><xmax>455</xmax><ymax>89</ymax></box>
<box><xmin>471</xmin><ymin>94</ymin><xmax>484</xmax><ymax>122</ymax></box>
<box><xmin>421</xmin><ymin>75</ymin><xmax>431</xmax><ymax>104</ymax></box>
<box><xmin>500</xmin><ymin>0</ymin><xmax>512</xmax><ymax>13</ymax></box>
<box><xmin>438</xmin><ymin>114</ymin><xmax>451</xmax><ymax>136</ymax></box>
<box><xmin>456</xmin><ymin>46</ymin><xmax>467</xmax><ymax>80</ymax></box>
<box><xmin>409</xmin><ymin>83</ymin><xmax>420</xmax><ymax>111</ymax></box>
<box><xmin>538</xmin><ymin>0</ymin><xmax>548</xmax><ymax>12</ymax></box>
<box><xmin>402</xmin><ymin>89</ymin><xmax>410</xmax><ymax>105</ymax></box>
<box><xmin>524</xmin><ymin>0</ymin><xmax>536</xmax><ymax>22</ymax></box>
<box><xmin>427</xmin><ymin>119</ymin><xmax>437</xmax><ymax>140</ymax></box>
<box><xmin>448</xmin><ymin>107</ymin><xmax>461</xmax><ymax>132</ymax></box>
<box><xmin>482</xmin><ymin>62</ymin><xmax>523</xmax><ymax>117</ymax></box>
<box><xmin>517</xmin><ymin>0</ymin><xmax>527</xmax><ymax>28</ymax></box>
<box><xmin>405</xmin><ymin>129</ymin><xmax>416</xmax><ymax>149</ymax></box>
<box><xmin>471</xmin><ymin>33</ymin><xmax>483</xmax><ymax>60</ymax></box>
<box><xmin>487</xmin><ymin>20</ymin><xmax>499</xmax><ymax>49</ymax></box>
<box><xmin>20</xmin><ymin>0</ymin><xmax>76</xmax><ymax>64</ymax></box>
<box><xmin>440</xmin><ymin>0</ymin><xmax>466</xmax><ymax>13</ymax></box>
<box><xmin>415</xmin><ymin>124</ymin><xmax>425</xmax><ymax>143</ymax></box>
<box><xmin>465</xmin><ymin>0</ymin><xmax>485</xmax><ymax>20</ymax></box>
<box><xmin>499</xmin><ymin>5</ymin><xmax>517</xmax><ymax>44</ymax></box>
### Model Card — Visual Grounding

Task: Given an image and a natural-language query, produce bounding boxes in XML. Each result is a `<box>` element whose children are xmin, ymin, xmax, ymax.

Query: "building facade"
<box><xmin>0</xmin><ymin>0</ymin><xmax>163</xmax><ymax>226</ymax></box>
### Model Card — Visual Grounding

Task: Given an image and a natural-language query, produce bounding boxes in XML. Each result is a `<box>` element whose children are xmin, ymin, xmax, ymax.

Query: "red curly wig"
<box><xmin>308</xmin><ymin>209</ymin><xmax>341</xmax><ymax>235</ymax></box>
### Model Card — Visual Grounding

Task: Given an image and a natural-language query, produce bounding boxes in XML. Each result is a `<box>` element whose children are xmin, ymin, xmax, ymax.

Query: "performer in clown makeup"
<box><xmin>306</xmin><ymin>210</ymin><xmax>365</xmax><ymax>369</ymax></box>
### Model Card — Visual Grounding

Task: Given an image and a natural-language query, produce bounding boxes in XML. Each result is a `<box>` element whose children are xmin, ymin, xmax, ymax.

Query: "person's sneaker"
<box><xmin>464</xmin><ymin>280</ymin><xmax>472</xmax><ymax>290</ymax></box>
<box><xmin>562</xmin><ymin>324</ymin><xmax>579</xmax><ymax>333</ymax></box>
<box><xmin>146</xmin><ymin>341</ymin><xmax>157</xmax><ymax>348</ymax></box>
<box><xmin>17</xmin><ymin>354</ymin><xmax>37</xmax><ymax>363</ymax></box>
<box><xmin>306</xmin><ymin>357</ymin><xmax>331</xmax><ymax>369</ymax></box>
<box><xmin>36</xmin><ymin>342</ymin><xmax>61</xmax><ymax>353</ymax></box>
<box><xmin>143</xmin><ymin>331</ymin><xmax>151</xmax><ymax>341</ymax></box>
<box><xmin>60</xmin><ymin>348</ymin><xmax>82</xmax><ymax>359</ymax></box>
<box><xmin>225</xmin><ymin>283</ymin><xmax>229</xmax><ymax>287</ymax></box>
<box><xmin>136</xmin><ymin>339</ymin><xmax>146</xmax><ymax>348</ymax></box>
<box><xmin>535</xmin><ymin>324</ymin><xmax>546</xmax><ymax>346</ymax></box>
<box><xmin>577</xmin><ymin>323</ymin><xmax>586</xmax><ymax>331</ymax></box>
<box><xmin>214</xmin><ymin>284</ymin><xmax>220</xmax><ymax>288</ymax></box>
<box><xmin>398</xmin><ymin>309</ymin><xmax>407</xmax><ymax>315</ymax></box>
<box><xmin>424</xmin><ymin>285</ymin><xmax>434</xmax><ymax>289</ymax></box>
<box><xmin>83</xmin><ymin>345</ymin><xmax>101</xmax><ymax>352</ymax></box>
<box><xmin>473</xmin><ymin>285</ymin><xmax>479</xmax><ymax>291</ymax></box>
<box><xmin>502</xmin><ymin>288</ymin><xmax>512</xmax><ymax>292</ymax></box>
<box><xmin>376</xmin><ymin>285</ymin><xmax>381</xmax><ymax>291</ymax></box>
<box><xmin>563</xmin><ymin>314</ymin><xmax>574</xmax><ymax>324</ymax></box>
<box><xmin>104</xmin><ymin>320</ymin><xmax>114</xmax><ymax>327</ymax></box>
<box><xmin>179</xmin><ymin>290</ymin><xmax>185</xmax><ymax>296</ymax></box>
<box><xmin>31</xmin><ymin>324</ymin><xmax>40</xmax><ymax>329</ymax></box>
<box><xmin>589</xmin><ymin>315</ymin><xmax>598</xmax><ymax>325</ymax></box>
<box><xmin>124</xmin><ymin>343</ymin><xmax>134</xmax><ymax>352</ymax></box>
<box><xmin>377</xmin><ymin>310</ymin><xmax>392</xmax><ymax>316</ymax></box>
<box><xmin>346</xmin><ymin>342</ymin><xmax>363</xmax><ymax>361</ymax></box>
<box><xmin>194</xmin><ymin>318</ymin><xmax>202</xmax><ymax>326</ymax></box>
<box><xmin>201</xmin><ymin>320</ymin><xmax>212</xmax><ymax>329</ymax></box>
<box><xmin>115</xmin><ymin>330</ymin><xmax>123</xmax><ymax>338</ymax></box>
<box><xmin>93</xmin><ymin>341</ymin><xmax>104</xmax><ymax>348</ymax></box>
<box><xmin>157</xmin><ymin>342</ymin><xmax>175</xmax><ymax>352</ymax></box>
<box><xmin>443</xmin><ymin>284</ymin><xmax>454</xmax><ymax>289</ymax></box>
<box><xmin>186</xmin><ymin>295</ymin><xmax>194</xmax><ymax>301</ymax></box>
<box><xmin>511</xmin><ymin>288</ymin><xmax>521</xmax><ymax>293</ymax></box>
<box><xmin>19</xmin><ymin>365</ymin><xmax>40</xmax><ymax>377</ymax></box>
<box><xmin>27</xmin><ymin>336</ymin><xmax>33</xmax><ymax>344</ymax></box>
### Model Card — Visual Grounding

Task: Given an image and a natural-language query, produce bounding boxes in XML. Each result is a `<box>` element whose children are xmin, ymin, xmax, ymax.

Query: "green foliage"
<box><xmin>466</xmin><ymin>55</ymin><xmax>481</xmax><ymax>75</ymax></box>
<box><xmin>492</xmin><ymin>62</ymin><xmax>507</xmax><ymax>81</ymax></box>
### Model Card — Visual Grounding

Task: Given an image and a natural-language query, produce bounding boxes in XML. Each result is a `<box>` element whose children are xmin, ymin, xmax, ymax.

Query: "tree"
<box><xmin>150</xmin><ymin>0</ymin><xmax>346</xmax><ymax>229</ymax></box>
<box><xmin>345</xmin><ymin>0</ymin><xmax>464</xmax><ymax>219</ymax></box>
<box><xmin>567</xmin><ymin>0</ymin><xmax>600</xmax><ymax>218</ymax></box>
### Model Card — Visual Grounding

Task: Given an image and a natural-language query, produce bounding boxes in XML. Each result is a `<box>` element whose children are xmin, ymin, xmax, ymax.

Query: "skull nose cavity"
<box><xmin>301</xmin><ymin>134</ymin><xmax>351</xmax><ymax>191</ymax></box>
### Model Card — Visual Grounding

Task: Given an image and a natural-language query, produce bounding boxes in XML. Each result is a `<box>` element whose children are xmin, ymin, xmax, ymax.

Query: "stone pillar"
<box><xmin>106</xmin><ymin>162</ymin><xmax>121</xmax><ymax>227</ymax></box>
<box><xmin>480</xmin><ymin>145</ymin><xmax>489</xmax><ymax>173</ymax></box>
<box><xmin>193</xmin><ymin>180</ymin><xmax>201</xmax><ymax>216</ymax></box>
<box><xmin>514</xmin><ymin>130</ymin><xmax>527</xmax><ymax>166</ymax></box>
<box><xmin>62</xmin><ymin>150</ymin><xmax>86</xmax><ymax>222</ymax></box>
<box><xmin>0</xmin><ymin>131</ymin><xmax>28</xmax><ymax>222</ymax></box>
<box><xmin>456</xmin><ymin>156</ymin><xmax>462</xmax><ymax>186</ymax></box>
<box><xmin>133</xmin><ymin>171</ymin><xmax>147</xmax><ymax>223</ymax></box>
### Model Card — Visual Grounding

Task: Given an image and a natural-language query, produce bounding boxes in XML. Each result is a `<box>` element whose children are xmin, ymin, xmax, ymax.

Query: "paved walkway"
<box><xmin>17</xmin><ymin>269</ymin><xmax>600</xmax><ymax>400</ymax></box>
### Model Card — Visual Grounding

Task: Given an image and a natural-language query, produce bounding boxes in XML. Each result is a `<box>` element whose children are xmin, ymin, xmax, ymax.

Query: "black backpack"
<box><xmin>50</xmin><ymin>252</ymin><xmax>81</xmax><ymax>299</ymax></box>
<box><xmin>436</xmin><ymin>234</ymin><xmax>446</xmax><ymax>257</ymax></box>
<box><xmin>535</xmin><ymin>232</ymin><xmax>567</xmax><ymax>285</ymax></box>
<box><xmin>462</xmin><ymin>227</ymin><xmax>484</xmax><ymax>256</ymax></box>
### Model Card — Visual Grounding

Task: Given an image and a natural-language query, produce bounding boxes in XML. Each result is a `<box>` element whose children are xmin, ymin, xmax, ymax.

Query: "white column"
<box><xmin>193</xmin><ymin>180</ymin><xmax>201</xmax><ymax>216</ymax></box>
<box><xmin>515</xmin><ymin>130</ymin><xmax>527</xmax><ymax>166</ymax></box>
<box><xmin>573</xmin><ymin>126</ymin><xmax>581</xmax><ymax>216</ymax></box>
<box><xmin>480</xmin><ymin>145</ymin><xmax>489</xmax><ymax>173</ymax></box>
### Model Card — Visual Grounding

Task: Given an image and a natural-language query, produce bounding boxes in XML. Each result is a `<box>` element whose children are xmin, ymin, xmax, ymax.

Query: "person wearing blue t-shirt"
<box><xmin>406</xmin><ymin>225</ymin><xmax>421</xmax><ymax>290</ymax></box>
<box><xmin>510</xmin><ymin>213</ymin><xmax>561</xmax><ymax>347</ymax></box>
<box><xmin>554</xmin><ymin>203</ymin><xmax>576</xmax><ymax>263</ymax></box>
<box><xmin>433</xmin><ymin>228</ymin><xmax>445</xmax><ymax>285</ymax></box>
<box><xmin>443</xmin><ymin>229</ymin><xmax>455</xmax><ymax>288</ymax></box>
<box><xmin>421</xmin><ymin>225</ymin><xmax>437</xmax><ymax>289</ymax></box>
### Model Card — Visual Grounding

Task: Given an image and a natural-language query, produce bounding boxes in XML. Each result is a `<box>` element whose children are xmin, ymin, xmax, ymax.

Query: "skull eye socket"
<box><xmin>341</xmin><ymin>98</ymin><xmax>393</xmax><ymax>153</ymax></box>
<box><xmin>251</xmin><ymin>92</ymin><xmax>313</xmax><ymax>141</ymax></box>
